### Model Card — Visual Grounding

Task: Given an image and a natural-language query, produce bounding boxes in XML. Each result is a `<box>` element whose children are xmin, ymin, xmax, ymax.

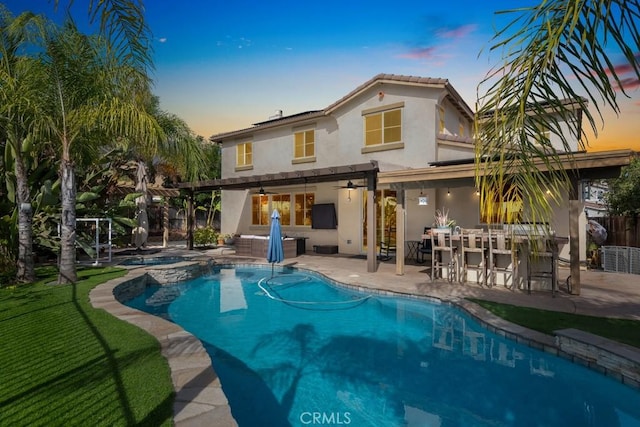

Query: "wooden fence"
<box><xmin>592</xmin><ymin>216</ymin><xmax>640</xmax><ymax>247</ymax></box>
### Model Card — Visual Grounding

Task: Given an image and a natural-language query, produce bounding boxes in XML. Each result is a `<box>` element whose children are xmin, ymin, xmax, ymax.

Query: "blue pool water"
<box><xmin>124</xmin><ymin>265</ymin><xmax>640</xmax><ymax>427</ymax></box>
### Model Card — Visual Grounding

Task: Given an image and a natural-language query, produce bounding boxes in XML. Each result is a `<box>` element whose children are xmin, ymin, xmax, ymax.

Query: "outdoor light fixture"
<box><xmin>447</xmin><ymin>188</ymin><xmax>450</xmax><ymax>195</ymax></box>
<box><xmin>259</xmin><ymin>187</ymin><xmax>265</xmax><ymax>195</ymax></box>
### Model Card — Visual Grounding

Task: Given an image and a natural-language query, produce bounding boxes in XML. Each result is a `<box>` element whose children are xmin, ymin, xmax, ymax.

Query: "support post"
<box><xmin>569</xmin><ymin>179</ymin><xmax>581</xmax><ymax>295</ymax></box>
<box><xmin>162</xmin><ymin>197</ymin><xmax>169</xmax><ymax>248</ymax></box>
<box><xmin>367</xmin><ymin>172</ymin><xmax>377</xmax><ymax>273</ymax></box>
<box><xmin>187</xmin><ymin>190</ymin><xmax>194</xmax><ymax>250</ymax></box>
<box><xmin>395</xmin><ymin>189</ymin><xmax>405</xmax><ymax>275</ymax></box>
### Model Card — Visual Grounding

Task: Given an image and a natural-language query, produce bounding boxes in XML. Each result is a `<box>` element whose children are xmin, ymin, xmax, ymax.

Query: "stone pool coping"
<box><xmin>91</xmin><ymin>259</ymin><xmax>640</xmax><ymax>426</ymax></box>
<box><xmin>90</xmin><ymin>260</ymin><xmax>238</xmax><ymax>427</ymax></box>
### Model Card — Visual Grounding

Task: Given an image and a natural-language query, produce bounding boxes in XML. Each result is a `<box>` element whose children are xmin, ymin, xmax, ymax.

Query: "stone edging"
<box><xmin>89</xmin><ymin>265</ymin><xmax>238</xmax><ymax>427</ymax></box>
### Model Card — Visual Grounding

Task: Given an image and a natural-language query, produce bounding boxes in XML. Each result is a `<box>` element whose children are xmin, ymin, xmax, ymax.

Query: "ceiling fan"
<box><xmin>334</xmin><ymin>180</ymin><xmax>367</xmax><ymax>190</ymax></box>
<box><xmin>252</xmin><ymin>185</ymin><xmax>276</xmax><ymax>195</ymax></box>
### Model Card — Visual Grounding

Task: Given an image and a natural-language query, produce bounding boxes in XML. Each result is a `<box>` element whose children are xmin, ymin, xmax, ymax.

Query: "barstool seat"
<box><xmin>460</xmin><ymin>228</ymin><xmax>487</xmax><ymax>285</ymax></box>
<box><xmin>431</xmin><ymin>228</ymin><xmax>458</xmax><ymax>282</ymax></box>
<box><xmin>488</xmin><ymin>229</ymin><xmax>518</xmax><ymax>289</ymax></box>
<box><xmin>527</xmin><ymin>233</ymin><xmax>558</xmax><ymax>295</ymax></box>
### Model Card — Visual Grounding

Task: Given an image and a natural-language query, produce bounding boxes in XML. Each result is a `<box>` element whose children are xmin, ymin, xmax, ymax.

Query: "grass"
<box><xmin>0</xmin><ymin>266</ymin><xmax>174</xmax><ymax>426</ymax></box>
<box><xmin>468</xmin><ymin>298</ymin><xmax>640</xmax><ymax>349</ymax></box>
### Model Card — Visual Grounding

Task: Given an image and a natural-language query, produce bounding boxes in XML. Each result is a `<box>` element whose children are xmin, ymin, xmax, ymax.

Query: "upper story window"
<box><xmin>236</xmin><ymin>142</ymin><xmax>252</xmax><ymax>167</ymax></box>
<box><xmin>364</xmin><ymin>108</ymin><xmax>402</xmax><ymax>146</ymax></box>
<box><xmin>438</xmin><ymin>105</ymin><xmax>446</xmax><ymax>133</ymax></box>
<box><xmin>294</xmin><ymin>129</ymin><xmax>315</xmax><ymax>159</ymax></box>
<box><xmin>459</xmin><ymin>120</ymin><xmax>465</xmax><ymax>137</ymax></box>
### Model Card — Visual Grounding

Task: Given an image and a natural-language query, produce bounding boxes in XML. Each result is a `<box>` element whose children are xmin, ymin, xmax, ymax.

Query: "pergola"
<box><xmin>175</xmin><ymin>161</ymin><xmax>381</xmax><ymax>271</ymax></box>
<box><xmin>174</xmin><ymin>150</ymin><xmax>635</xmax><ymax>290</ymax></box>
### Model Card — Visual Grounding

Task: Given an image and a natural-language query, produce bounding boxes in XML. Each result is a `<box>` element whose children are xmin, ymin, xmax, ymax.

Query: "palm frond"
<box><xmin>476</xmin><ymin>0</ymin><xmax>640</xmax><ymax>233</ymax></box>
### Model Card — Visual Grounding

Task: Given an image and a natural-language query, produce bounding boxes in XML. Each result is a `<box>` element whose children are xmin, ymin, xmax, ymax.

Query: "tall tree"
<box><xmin>475</xmin><ymin>1</ymin><xmax>640</xmax><ymax>227</ymax></box>
<box><xmin>0</xmin><ymin>9</ymin><xmax>48</xmax><ymax>282</ymax></box>
<box><xmin>34</xmin><ymin>19</ymin><xmax>161</xmax><ymax>284</ymax></box>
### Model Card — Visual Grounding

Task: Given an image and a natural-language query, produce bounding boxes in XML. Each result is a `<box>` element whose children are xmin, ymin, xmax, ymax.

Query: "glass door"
<box><xmin>362</xmin><ymin>189</ymin><xmax>397</xmax><ymax>252</ymax></box>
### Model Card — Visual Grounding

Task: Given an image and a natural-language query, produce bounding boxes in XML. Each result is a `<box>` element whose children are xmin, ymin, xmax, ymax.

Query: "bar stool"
<box><xmin>460</xmin><ymin>228</ymin><xmax>487</xmax><ymax>285</ymax></box>
<box><xmin>527</xmin><ymin>233</ymin><xmax>558</xmax><ymax>296</ymax></box>
<box><xmin>488</xmin><ymin>229</ymin><xmax>518</xmax><ymax>289</ymax></box>
<box><xmin>431</xmin><ymin>228</ymin><xmax>458</xmax><ymax>282</ymax></box>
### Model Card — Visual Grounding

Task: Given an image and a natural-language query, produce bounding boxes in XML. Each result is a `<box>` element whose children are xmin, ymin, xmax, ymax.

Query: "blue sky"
<box><xmin>5</xmin><ymin>1</ymin><xmax>640</xmax><ymax>150</ymax></box>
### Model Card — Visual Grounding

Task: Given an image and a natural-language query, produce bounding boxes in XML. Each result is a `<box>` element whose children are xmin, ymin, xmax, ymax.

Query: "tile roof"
<box><xmin>210</xmin><ymin>73</ymin><xmax>474</xmax><ymax>142</ymax></box>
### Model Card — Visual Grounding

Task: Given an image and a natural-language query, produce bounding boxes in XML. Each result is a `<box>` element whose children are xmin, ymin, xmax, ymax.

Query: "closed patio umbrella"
<box><xmin>267</xmin><ymin>209</ymin><xmax>284</xmax><ymax>276</ymax></box>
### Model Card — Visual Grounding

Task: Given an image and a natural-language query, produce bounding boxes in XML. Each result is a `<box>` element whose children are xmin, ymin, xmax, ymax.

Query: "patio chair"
<box><xmin>417</xmin><ymin>227</ymin><xmax>432</xmax><ymax>263</ymax></box>
<box><xmin>526</xmin><ymin>232</ymin><xmax>558</xmax><ymax>296</ymax></box>
<box><xmin>431</xmin><ymin>227</ymin><xmax>458</xmax><ymax>282</ymax></box>
<box><xmin>379</xmin><ymin>226</ymin><xmax>396</xmax><ymax>261</ymax></box>
<box><xmin>488</xmin><ymin>229</ymin><xmax>518</xmax><ymax>289</ymax></box>
<box><xmin>460</xmin><ymin>228</ymin><xmax>487</xmax><ymax>285</ymax></box>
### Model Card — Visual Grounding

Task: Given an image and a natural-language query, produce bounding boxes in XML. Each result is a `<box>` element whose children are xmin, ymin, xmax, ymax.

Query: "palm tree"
<box><xmin>34</xmin><ymin>20</ymin><xmax>161</xmax><ymax>284</ymax></box>
<box><xmin>476</xmin><ymin>1</ymin><xmax>640</xmax><ymax>226</ymax></box>
<box><xmin>113</xmin><ymin>95</ymin><xmax>207</xmax><ymax>249</ymax></box>
<box><xmin>0</xmin><ymin>9</ymin><xmax>47</xmax><ymax>282</ymax></box>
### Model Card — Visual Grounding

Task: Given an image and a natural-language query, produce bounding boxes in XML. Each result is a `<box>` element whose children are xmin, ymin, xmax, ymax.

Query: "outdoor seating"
<box><xmin>379</xmin><ymin>226</ymin><xmax>396</xmax><ymax>260</ymax></box>
<box><xmin>527</xmin><ymin>233</ymin><xmax>558</xmax><ymax>296</ymax></box>
<box><xmin>431</xmin><ymin>227</ymin><xmax>458</xmax><ymax>282</ymax></box>
<box><xmin>488</xmin><ymin>229</ymin><xmax>518</xmax><ymax>289</ymax></box>
<box><xmin>460</xmin><ymin>228</ymin><xmax>487</xmax><ymax>285</ymax></box>
<box><xmin>417</xmin><ymin>227</ymin><xmax>432</xmax><ymax>263</ymax></box>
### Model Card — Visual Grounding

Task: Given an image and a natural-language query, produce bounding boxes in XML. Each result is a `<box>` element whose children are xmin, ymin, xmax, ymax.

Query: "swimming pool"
<box><xmin>124</xmin><ymin>265</ymin><xmax>640</xmax><ymax>427</ymax></box>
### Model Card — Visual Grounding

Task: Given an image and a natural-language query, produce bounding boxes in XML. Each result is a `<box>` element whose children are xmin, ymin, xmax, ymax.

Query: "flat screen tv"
<box><xmin>311</xmin><ymin>203</ymin><xmax>337</xmax><ymax>229</ymax></box>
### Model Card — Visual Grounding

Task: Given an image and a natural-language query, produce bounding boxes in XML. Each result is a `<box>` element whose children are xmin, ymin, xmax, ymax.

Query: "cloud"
<box><xmin>397</xmin><ymin>22</ymin><xmax>477</xmax><ymax>63</ymax></box>
<box><xmin>435</xmin><ymin>24</ymin><xmax>477</xmax><ymax>40</ymax></box>
<box><xmin>618</xmin><ymin>77</ymin><xmax>640</xmax><ymax>91</ymax></box>
<box><xmin>158</xmin><ymin>37</ymin><xmax>167</xmax><ymax>43</ymax></box>
<box><xmin>606</xmin><ymin>52</ymin><xmax>640</xmax><ymax>91</ymax></box>
<box><xmin>398</xmin><ymin>47</ymin><xmax>438</xmax><ymax>60</ymax></box>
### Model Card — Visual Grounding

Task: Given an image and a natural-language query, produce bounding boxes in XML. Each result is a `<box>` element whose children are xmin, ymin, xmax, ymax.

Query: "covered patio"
<box><xmin>380</xmin><ymin>149</ymin><xmax>636</xmax><ymax>295</ymax></box>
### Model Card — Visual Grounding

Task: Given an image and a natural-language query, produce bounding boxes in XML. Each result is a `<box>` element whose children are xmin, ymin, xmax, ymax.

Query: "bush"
<box><xmin>193</xmin><ymin>226</ymin><xmax>218</xmax><ymax>246</ymax></box>
<box><xmin>0</xmin><ymin>242</ymin><xmax>16</xmax><ymax>287</ymax></box>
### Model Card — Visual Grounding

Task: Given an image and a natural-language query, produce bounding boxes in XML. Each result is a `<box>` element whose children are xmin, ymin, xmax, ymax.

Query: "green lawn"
<box><xmin>468</xmin><ymin>298</ymin><xmax>640</xmax><ymax>349</ymax></box>
<box><xmin>0</xmin><ymin>266</ymin><xmax>174</xmax><ymax>426</ymax></box>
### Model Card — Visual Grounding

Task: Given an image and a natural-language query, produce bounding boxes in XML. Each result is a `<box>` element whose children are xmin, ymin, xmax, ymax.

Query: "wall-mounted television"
<box><xmin>311</xmin><ymin>203</ymin><xmax>337</xmax><ymax>229</ymax></box>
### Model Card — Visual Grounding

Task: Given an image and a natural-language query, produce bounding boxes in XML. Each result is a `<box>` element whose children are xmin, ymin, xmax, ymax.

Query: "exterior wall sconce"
<box><xmin>447</xmin><ymin>188</ymin><xmax>450</xmax><ymax>196</ymax></box>
<box><xmin>378</xmin><ymin>91</ymin><xmax>384</xmax><ymax>100</ymax></box>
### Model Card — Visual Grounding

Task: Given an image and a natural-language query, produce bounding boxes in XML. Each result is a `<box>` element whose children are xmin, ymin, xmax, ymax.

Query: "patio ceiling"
<box><xmin>175</xmin><ymin>161</ymin><xmax>379</xmax><ymax>192</ymax></box>
<box><xmin>379</xmin><ymin>150</ymin><xmax>636</xmax><ymax>190</ymax></box>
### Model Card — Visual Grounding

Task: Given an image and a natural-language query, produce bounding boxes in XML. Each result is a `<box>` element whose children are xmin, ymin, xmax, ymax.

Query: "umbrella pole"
<box><xmin>271</xmin><ymin>262</ymin><xmax>274</xmax><ymax>277</ymax></box>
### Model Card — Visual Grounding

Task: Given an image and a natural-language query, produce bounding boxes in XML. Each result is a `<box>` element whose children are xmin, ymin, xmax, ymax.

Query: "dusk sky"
<box><xmin>5</xmin><ymin>1</ymin><xmax>640</xmax><ymax>151</ymax></box>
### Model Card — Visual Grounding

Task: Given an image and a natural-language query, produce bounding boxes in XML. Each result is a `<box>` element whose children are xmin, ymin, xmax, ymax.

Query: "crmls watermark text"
<box><xmin>299</xmin><ymin>411</ymin><xmax>351</xmax><ymax>425</ymax></box>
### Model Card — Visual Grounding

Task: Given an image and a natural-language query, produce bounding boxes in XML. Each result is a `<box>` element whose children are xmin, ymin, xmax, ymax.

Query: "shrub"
<box><xmin>193</xmin><ymin>226</ymin><xmax>218</xmax><ymax>246</ymax></box>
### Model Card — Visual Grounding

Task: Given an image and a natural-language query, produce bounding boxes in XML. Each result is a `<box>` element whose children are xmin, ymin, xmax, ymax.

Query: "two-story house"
<box><xmin>211</xmin><ymin>75</ymin><xmax>474</xmax><ymax>260</ymax></box>
<box><xmin>181</xmin><ymin>73</ymin><xmax>634</xmax><ymax>288</ymax></box>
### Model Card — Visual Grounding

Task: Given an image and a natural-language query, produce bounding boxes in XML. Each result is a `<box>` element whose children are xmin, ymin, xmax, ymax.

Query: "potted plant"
<box><xmin>223</xmin><ymin>234</ymin><xmax>236</xmax><ymax>245</ymax></box>
<box><xmin>434</xmin><ymin>207</ymin><xmax>456</xmax><ymax>229</ymax></box>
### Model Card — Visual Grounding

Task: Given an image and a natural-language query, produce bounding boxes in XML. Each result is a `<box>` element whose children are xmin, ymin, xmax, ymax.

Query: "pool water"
<box><xmin>124</xmin><ymin>265</ymin><xmax>640</xmax><ymax>427</ymax></box>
